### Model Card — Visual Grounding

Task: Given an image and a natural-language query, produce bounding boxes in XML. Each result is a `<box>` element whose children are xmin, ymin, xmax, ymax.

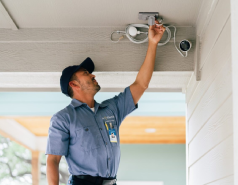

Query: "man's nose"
<box><xmin>91</xmin><ymin>74</ymin><xmax>95</xmax><ymax>78</ymax></box>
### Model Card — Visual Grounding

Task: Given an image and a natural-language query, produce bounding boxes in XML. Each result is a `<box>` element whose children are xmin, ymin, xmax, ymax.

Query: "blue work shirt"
<box><xmin>45</xmin><ymin>86</ymin><xmax>138</xmax><ymax>178</ymax></box>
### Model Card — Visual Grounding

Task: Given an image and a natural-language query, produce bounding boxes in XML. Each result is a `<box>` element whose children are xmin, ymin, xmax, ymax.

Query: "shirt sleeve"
<box><xmin>45</xmin><ymin>114</ymin><xmax>70</xmax><ymax>156</ymax></box>
<box><xmin>112</xmin><ymin>86</ymin><xmax>138</xmax><ymax>125</ymax></box>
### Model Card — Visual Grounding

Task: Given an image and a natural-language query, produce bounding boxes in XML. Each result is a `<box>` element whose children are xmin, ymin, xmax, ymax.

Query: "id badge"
<box><xmin>105</xmin><ymin>120</ymin><xmax>117</xmax><ymax>143</ymax></box>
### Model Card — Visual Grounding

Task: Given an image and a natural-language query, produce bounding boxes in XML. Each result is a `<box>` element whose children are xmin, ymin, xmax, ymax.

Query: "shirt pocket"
<box><xmin>75</xmin><ymin>125</ymin><xmax>101</xmax><ymax>152</ymax></box>
<box><xmin>105</xmin><ymin>119</ymin><xmax>119</xmax><ymax>147</ymax></box>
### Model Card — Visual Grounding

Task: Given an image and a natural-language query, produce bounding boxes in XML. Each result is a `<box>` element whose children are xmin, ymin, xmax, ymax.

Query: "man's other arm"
<box><xmin>130</xmin><ymin>20</ymin><xmax>165</xmax><ymax>105</ymax></box>
<box><xmin>46</xmin><ymin>154</ymin><xmax>62</xmax><ymax>185</ymax></box>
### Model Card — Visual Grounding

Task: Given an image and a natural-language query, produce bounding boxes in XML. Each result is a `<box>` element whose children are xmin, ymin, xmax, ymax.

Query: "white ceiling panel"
<box><xmin>0</xmin><ymin>2</ymin><xmax>13</xmax><ymax>28</ymax></box>
<box><xmin>1</xmin><ymin>0</ymin><xmax>203</xmax><ymax>28</ymax></box>
<box><xmin>0</xmin><ymin>11</ymin><xmax>9</xmax><ymax>28</ymax></box>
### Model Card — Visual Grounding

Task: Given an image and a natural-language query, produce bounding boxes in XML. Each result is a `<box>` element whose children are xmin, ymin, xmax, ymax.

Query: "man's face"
<box><xmin>74</xmin><ymin>67</ymin><xmax>101</xmax><ymax>93</ymax></box>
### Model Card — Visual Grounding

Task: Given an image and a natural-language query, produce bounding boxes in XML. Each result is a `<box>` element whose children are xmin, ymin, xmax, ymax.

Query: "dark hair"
<box><xmin>67</xmin><ymin>73</ymin><xmax>79</xmax><ymax>98</ymax></box>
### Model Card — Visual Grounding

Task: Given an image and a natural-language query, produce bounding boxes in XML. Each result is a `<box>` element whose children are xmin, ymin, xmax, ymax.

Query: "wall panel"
<box><xmin>207</xmin><ymin>175</ymin><xmax>234</xmax><ymax>185</ymax></box>
<box><xmin>188</xmin><ymin>58</ymin><xmax>232</xmax><ymax>142</ymax></box>
<box><xmin>189</xmin><ymin>95</ymin><xmax>233</xmax><ymax>166</ymax></box>
<box><xmin>186</xmin><ymin>0</ymin><xmax>233</xmax><ymax>183</ymax></box>
<box><xmin>189</xmin><ymin>136</ymin><xmax>233</xmax><ymax>185</ymax></box>
<box><xmin>187</xmin><ymin>17</ymin><xmax>231</xmax><ymax>121</ymax></box>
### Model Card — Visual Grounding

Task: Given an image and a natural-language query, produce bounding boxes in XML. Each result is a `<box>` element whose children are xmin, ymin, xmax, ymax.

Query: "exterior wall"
<box><xmin>117</xmin><ymin>144</ymin><xmax>186</xmax><ymax>185</ymax></box>
<box><xmin>186</xmin><ymin>0</ymin><xmax>234</xmax><ymax>184</ymax></box>
<box><xmin>231</xmin><ymin>0</ymin><xmax>238</xmax><ymax>183</ymax></box>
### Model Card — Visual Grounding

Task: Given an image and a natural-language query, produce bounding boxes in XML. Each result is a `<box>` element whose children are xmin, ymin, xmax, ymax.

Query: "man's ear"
<box><xmin>69</xmin><ymin>81</ymin><xmax>73</xmax><ymax>87</ymax></box>
<box><xmin>69</xmin><ymin>81</ymin><xmax>78</xmax><ymax>88</ymax></box>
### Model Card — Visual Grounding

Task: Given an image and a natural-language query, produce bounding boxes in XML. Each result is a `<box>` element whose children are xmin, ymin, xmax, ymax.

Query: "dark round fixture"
<box><xmin>179</xmin><ymin>40</ymin><xmax>192</xmax><ymax>52</ymax></box>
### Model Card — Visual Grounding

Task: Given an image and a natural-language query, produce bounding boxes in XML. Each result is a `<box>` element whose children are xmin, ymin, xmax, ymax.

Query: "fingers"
<box><xmin>161</xmin><ymin>26</ymin><xmax>166</xmax><ymax>32</ymax></box>
<box><xmin>149</xmin><ymin>24</ymin><xmax>155</xmax><ymax>30</ymax></box>
<box><xmin>158</xmin><ymin>23</ymin><xmax>165</xmax><ymax>31</ymax></box>
<box><xmin>155</xmin><ymin>20</ymin><xmax>161</xmax><ymax>25</ymax></box>
<box><xmin>155</xmin><ymin>24</ymin><xmax>165</xmax><ymax>32</ymax></box>
<box><xmin>150</xmin><ymin>20</ymin><xmax>165</xmax><ymax>31</ymax></box>
<box><xmin>154</xmin><ymin>20</ymin><xmax>164</xmax><ymax>28</ymax></box>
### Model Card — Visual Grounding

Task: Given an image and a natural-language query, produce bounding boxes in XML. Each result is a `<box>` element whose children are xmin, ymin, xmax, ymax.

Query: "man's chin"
<box><xmin>95</xmin><ymin>84</ymin><xmax>101</xmax><ymax>92</ymax></box>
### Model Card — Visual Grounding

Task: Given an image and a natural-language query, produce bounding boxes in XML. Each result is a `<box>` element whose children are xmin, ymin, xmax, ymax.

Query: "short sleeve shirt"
<box><xmin>45</xmin><ymin>86</ymin><xmax>138</xmax><ymax>178</ymax></box>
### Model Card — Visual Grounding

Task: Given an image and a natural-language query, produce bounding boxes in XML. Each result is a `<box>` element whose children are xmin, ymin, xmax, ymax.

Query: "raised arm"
<box><xmin>130</xmin><ymin>20</ymin><xmax>166</xmax><ymax>105</ymax></box>
<box><xmin>46</xmin><ymin>154</ymin><xmax>62</xmax><ymax>185</ymax></box>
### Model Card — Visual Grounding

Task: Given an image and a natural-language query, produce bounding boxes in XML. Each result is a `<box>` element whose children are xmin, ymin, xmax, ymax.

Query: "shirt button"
<box><xmin>105</xmin><ymin>142</ymin><xmax>107</xmax><ymax>145</ymax></box>
<box><xmin>85</xmin><ymin>128</ymin><xmax>89</xmax><ymax>131</ymax></box>
<box><xmin>100</xmin><ymin>128</ymin><xmax>102</xmax><ymax>130</ymax></box>
<box><xmin>108</xmin><ymin>158</ymin><xmax>110</xmax><ymax>160</ymax></box>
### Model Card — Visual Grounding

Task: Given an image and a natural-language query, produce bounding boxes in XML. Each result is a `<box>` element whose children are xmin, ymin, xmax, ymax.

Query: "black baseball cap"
<box><xmin>60</xmin><ymin>57</ymin><xmax>95</xmax><ymax>96</ymax></box>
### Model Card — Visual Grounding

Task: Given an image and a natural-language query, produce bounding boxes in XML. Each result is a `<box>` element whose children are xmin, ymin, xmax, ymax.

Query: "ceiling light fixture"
<box><xmin>145</xmin><ymin>128</ymin><xmax>156</xmax><ymax>133</ymax></box>
<box><xmin>110</xmin><ymin>12</ymin><xmax>191</xmax><ymax>57</ymax></box>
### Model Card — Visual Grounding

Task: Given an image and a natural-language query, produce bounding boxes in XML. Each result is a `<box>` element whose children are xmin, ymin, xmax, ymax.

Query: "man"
<box><xmin>46</xmin><ymin>20</ymin><xmax>165</xmax><ymax>185</ymax></box>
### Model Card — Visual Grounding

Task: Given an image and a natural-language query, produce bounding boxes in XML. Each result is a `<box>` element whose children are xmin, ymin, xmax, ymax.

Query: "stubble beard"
<box><xmin>81</xmin><ymin>80</ymin><xmax>101</xmax><ymax>93</ymax></box>
<box><xmin>94</xmin><ymin>83</ymin><xmax>101</xmax><ymax>92</ymax></box>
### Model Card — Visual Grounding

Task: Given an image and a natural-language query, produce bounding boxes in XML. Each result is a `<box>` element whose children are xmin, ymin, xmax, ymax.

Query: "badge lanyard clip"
<box><xmin>104</xmin><ymin>120</ymin><xmax>117</xmax><ymax>143</ymax></box>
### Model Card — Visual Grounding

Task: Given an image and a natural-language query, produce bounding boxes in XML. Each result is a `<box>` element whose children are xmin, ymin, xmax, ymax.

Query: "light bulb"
<box><xmin>128</xmin><ymin>26</ymin><xmax>138</xmax><ymax>37</ymax></box>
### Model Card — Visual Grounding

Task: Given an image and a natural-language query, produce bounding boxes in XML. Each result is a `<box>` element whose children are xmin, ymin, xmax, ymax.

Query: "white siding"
<box><xmin>186</xmin><ymin>0</ymin><xmax>234</xmax><ymax>184</ymax></box>
<box><xmin>207</xmin><ymin>175</ymin><xmax>234</xmax><ymax>185</ymax></box>
<box><xmin>230</xmin><ymin>0</ymin><xmax>238</xmax><ymax>183</ymax></box>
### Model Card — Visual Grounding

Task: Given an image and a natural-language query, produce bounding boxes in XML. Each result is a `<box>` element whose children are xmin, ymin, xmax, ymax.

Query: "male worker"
<box><xmin>46</xmin><ymin>20</ymin><xmax>165</xmax><ymax>185</ymax></box>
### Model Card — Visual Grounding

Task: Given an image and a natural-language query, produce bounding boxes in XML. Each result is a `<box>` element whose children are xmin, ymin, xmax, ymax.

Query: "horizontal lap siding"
<box><xmin>187</xmin><ymin>17</ymin><xmax>232</xmax><ymax>127</ymax></box>
<box><xmin>207</xmin><ymin>175</ymin><xmax>234</xmax><ymax>185</ymax></box>
<box><xmin>186</xmin><ymin>0</ymin><xmax>233</xmax><ymax>184</ymax></box>
<box><xmin>188</xmin><ymin>95</ymin><xmax>233</xmax><ymax>166</ymax></box>
<box><xmin>188</xmin><ymin>52</ymin><xmax>232</xmax><ymax>142</ymax></box>
<box><xmin>189</xmin><ymin>136</ymin><xmax>233</xmax><ymax>185</ymax></box>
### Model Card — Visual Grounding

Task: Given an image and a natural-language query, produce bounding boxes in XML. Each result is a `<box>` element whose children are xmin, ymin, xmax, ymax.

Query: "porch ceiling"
<box><xmin>0</xmin><ymin>116</ymin><xmax>186</xmax><ymax>145</ymax></box>
<box><xmin>0</xmin><ymin>0</ymin><xmax>201</xmax><ymax>81</ymax></box>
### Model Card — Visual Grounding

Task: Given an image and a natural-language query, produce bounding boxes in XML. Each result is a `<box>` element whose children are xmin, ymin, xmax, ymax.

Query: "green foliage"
<box><xmin>0</xmin><ymin>135</ymin><xmax>32</xmax><ymax>184</ymax></box>
<box><xmin>0</xmin><ymin>135</ymin><xmax>69</xmax><ymax>185</ymax></box>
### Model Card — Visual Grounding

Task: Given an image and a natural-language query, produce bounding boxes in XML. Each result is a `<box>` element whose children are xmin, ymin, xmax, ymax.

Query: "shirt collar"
<box><xmin>71</xmin><ymin>99</ymin><xmax>108</xmax><ymax>108</ymax></box>
<box><xmin>71</xmin><ymin>98</ymin><xmax>84</xmax><ymax>108</ymax></box>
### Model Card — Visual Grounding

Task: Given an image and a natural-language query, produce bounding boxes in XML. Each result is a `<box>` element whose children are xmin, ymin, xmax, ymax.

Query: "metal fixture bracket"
<box><xmin>138</xmin><ymin>12</ymin><xmax>163</xmax><ymax>25</ymax></box>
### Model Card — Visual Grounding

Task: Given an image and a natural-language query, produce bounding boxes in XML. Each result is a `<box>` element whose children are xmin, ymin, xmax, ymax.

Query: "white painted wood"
<box><xmin>0</xmin><ymin>0</ymin><xmax>203</xmax><ymax>28</ymax></box>
<box><xmin>189</xmin><ymin>135</ymin><xmax>233</xmax><ymax>185</ymax></box>
<box><xmin>185</xmin><ymin>73</ymin><xmax>199</xmax><ymax>104</ymax></box>
<box><xmin>0</xmin><ymin>119</ymin><xmax>47</xmax><ymax>151</ymax></box>
<box><xmin>0</xmin><ymin>119</ymin><xmax>36</xmax><ymax>150</ymax></box>
<box><xmin>187</xmin><ymin>17</ymin><xmax>231</xmax><ymax>122</ymax></box>
<box><xmin>206</xmin><ymin>175</ymin><xmax>234</xmax><ymax>185</ymax></box>
<box><xmin>199</xmin><ymin>0</ymin><xmax>231</xmax><ymax>69</ymax></box>
<box><xmin>188</xmin><ymin>58</ymin><xmax>232</xmax><ymax>142</ymax></box>
<box><xmin>0</xmin><ymin>72</ymin><xmax>192</xmax><ymax>92</ymax></box>
<box><xmin>230</xmin><ymin>0</ymin><xmax>238</xmax><ymax>184</ymax></box>
<box><xmin>194</xmin><ymin>35</ymin><xmax>201</xmax><ymax>81</ymax></box>
<box><xmin>185</xmin><ymin>104</ymin><xmax>189</xmax><ymax>185</ymax></box>
<box><xmin>186</xmin><ymin>16</ymin><xmax>231</xmax><ymax>105</ymax></box>
<box><xmin>0</xmin><ymin>4</ymin><xmax>11</xmax><ymax>28</ymax></box>
<box><xmin>195</xmin><ymin>0</ymin><xmax>219</xmax><ymax>37</ymax></box>
<box><xmin>0</xmin><ymin>1</ymin><xmax>18</xmax><ymax>30</ymax></box>
<box><xmin>0</xmin><ymin>27</ymin><xmax>195</xmax><ymax>43</ymax></box>
<box><xmin>0</xmin><ymin>41</ymin><xmax>195</xmax><ymax>72</ymax></box>
<box><xmin>35</xmin><ymin>137</ymin><xmax>47</xmax><ymax>152</ymax></box>
<box><xmin>188</xmin><ymin>95</ymin><xmax>233</xmax><ymax>166</ymax></box>
<box><xmin>186</xmin><ymin>0</ymin><xmax>233</xmax><ymax>183</ymax></box>
<box><xmin>0</xmin><ymin>25</ymin><xmax>196</xmax><ymax>74</ymax></box>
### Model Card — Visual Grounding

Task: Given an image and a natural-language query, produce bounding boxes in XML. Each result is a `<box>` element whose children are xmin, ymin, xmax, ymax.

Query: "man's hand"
<box><xmin>148</xmin><ymin>20</ymin><xmax>166</xmax><ymax>45</ymax></box>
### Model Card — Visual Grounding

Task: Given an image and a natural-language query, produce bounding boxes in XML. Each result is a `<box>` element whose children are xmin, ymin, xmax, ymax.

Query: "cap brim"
<box><xmin>73</xmin><ymin>57</ymin><xmax>94</xmax><ymax>74</ymax></box>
